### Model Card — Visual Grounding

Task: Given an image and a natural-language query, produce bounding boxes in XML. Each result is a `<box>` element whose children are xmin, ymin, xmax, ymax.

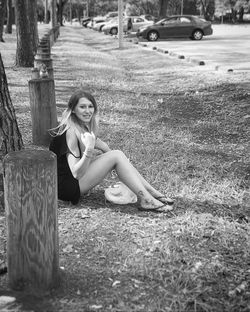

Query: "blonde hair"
<box><xmin>51</xmin><ymin>89</ymin><xmax>99</xmax><ymax>136</ymax></box>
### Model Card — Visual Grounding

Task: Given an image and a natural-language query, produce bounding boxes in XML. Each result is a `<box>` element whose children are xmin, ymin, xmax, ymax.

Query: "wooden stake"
<box><xmin>3</xmin><ymin>149</ymin><xmax>59</xmax><ymax>291</ymax></box>
<box><xmin>29</xmin><ymin>78</ymin><xmax>57</xmax><ymax>146</ymax></box>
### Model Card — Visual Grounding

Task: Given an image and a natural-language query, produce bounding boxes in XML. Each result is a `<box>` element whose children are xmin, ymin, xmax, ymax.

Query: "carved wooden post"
<box><xmin>3</xmin><ymin>150</ymin><xmax>59</xmax><ymax>291</ymax></box>
<box><xmin>29</xmin><ymin>78</ymin><xmax>57</xmax><ymax>146</ymax></box>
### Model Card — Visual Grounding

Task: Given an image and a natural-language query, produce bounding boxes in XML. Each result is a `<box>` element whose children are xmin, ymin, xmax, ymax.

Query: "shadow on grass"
<box><xmin>75</xmin><ymin>189</ymin><xmax>249</xmax><ymax>223</ymax></box>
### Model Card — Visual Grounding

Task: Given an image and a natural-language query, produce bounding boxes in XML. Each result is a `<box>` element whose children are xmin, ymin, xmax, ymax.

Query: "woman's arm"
<box><xmin>95</xmin><ymin>137</ymin><xmax>111</xmax><ymax>153</ymax></box>
<box><xmin>66</xmin><ymin>129</ymin><xmax>95</xmax><ymax>180</ymax></box>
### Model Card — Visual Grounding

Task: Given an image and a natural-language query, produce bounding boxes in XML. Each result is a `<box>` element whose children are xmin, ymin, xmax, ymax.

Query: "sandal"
<box><xmin>138</xmin><ymin>204</ymin><xmax>173</xmax><ymax>213</ymax></box>
<box><xmin>155</xmin><ymin>196</ymin><xmax>174</xmax><ymax>205</ymax></box>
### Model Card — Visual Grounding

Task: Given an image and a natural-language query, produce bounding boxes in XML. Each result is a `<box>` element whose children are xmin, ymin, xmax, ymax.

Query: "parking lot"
<box><xmin>135</xmin><ymin>24</ymin><xmax>250</xmax><ymax>72</ymax></box>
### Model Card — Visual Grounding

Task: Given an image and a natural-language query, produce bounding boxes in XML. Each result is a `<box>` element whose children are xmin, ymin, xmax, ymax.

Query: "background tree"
<box><xmin>57</xmin><ymin>0</ymin><xmax>68</xmax><ymax>25</ymax></box>
<box><xmin>51</xmin><ymin>0</ymin><xmax>57</xmax><ymax>28</ymax></box>
<box><xmin>5</xmin><ymin>0</ymin><xmax>12</xmax><ymax>34</ymax></box>
<box><xmin>27</xmin><ymin>0</ymin><xmax>39</xmax><ymax>56</ymax></box>
<box><xmin>159</xmin><ymin>0</ymin><xmax>169</xmax><ymax>17</ymax></box>
<box><xmin>0</xmin><ymin>0</ymin><xmax>7</xmax><ymax>42</ymax></box>
<box><xmin>15</xmin><ymin>0</ymin><xmax>36</xmax><ymax>67</ymax></box>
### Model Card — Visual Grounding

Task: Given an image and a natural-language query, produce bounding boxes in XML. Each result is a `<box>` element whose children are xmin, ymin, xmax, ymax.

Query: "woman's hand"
<box><xmin>95</xmin><ymin>138</ymin><xmax>111</xmax><ymax>153</ymax></box>
<box><xmin>80</xmin><ymin>131</ymin><xmax>96</xmax><ymax>150</ymax></box>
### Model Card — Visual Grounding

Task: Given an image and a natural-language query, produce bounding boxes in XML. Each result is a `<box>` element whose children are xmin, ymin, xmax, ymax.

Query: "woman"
<box><xmin>49</xmin><ymin>89</ymin><xmax>174</xmax><ymax>212</ymax></box>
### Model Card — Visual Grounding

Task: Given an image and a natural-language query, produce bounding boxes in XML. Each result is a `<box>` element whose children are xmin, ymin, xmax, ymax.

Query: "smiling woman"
<box><xmin>49</xmin><ymin>89</ymin><xmax>174</xmax><ymax>212</ymax></box>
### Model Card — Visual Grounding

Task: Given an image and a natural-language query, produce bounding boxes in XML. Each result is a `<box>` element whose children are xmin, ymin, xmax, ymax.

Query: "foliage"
<box><xmin>126</xmin><ymin>0</ymin><xmax>160</xmax><ymax>16</ymax></box>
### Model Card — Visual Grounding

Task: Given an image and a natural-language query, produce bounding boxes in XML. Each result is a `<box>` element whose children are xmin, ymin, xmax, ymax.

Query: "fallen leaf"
<box><xmin>112</xmin><ymin>280</ymin><xmax>121</xmax><ymax>287</ymax></box>
<box><xmin>62</xmin><ymin>244</ymin><xmax>74</xmax><ymax>253</ymax></box>
<box><xmin>89</xmin><ymin>304</ymin><xmax>103</xmax><ymax>310</ymax></box>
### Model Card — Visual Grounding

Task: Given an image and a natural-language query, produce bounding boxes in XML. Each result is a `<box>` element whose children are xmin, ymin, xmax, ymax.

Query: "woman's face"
<box><xmin>73</xmin><ymin>97</ymin><xmax>95</xmax><ymax>124</ymax></box>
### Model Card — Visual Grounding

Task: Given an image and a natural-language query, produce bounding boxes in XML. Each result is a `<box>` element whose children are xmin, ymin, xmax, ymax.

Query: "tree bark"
<box><xmin>159</xmin><ymin>0</ymin><xmax>168</xmax><ymax>18</ymax></box>
<box><xmin>5</xmin><ymin>0</ymin><xmax>12</xmax><ymax>34</ymax></box>
<box><xmin>51</xmin><ymin>0</ymin><xmax>57</xmax><ymax>28</ymax></box>
<box><xmin>0</xmin><ymin>0</ymin><xmax>7</xmax><ymax>42</ymax></box>
<box><xmin>0</xmin><ymin>54</ymin><xmax>23</xmax><ymax>158</ymax></box>
<box><xmin>0</xmin><ymin>53</ymin><xmax>23</xmax><ymax>209</ymax></box>
<box><xmin>15</xmin><ymin>0</ymin><xmax>34</xmax><ymax>67</ymax></box>
<box><xmin>26</xmin><ymin>0</ymin><xmax>39</xmax><ymax>56</ymax></box>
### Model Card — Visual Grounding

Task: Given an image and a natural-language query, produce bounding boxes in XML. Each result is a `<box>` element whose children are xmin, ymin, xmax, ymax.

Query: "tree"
<box><xmin>57</xmin><ymin>0</ymin><xmax>68</xmax><ymax>26</ymax></box>
<box><xmin>15</xmin><ymin>0</ymin><xmax>35</xmax><ymax>67</ymax></box>
<box><xmin>159</xmin><ymin>0</ymin><xmax>169</xmax><ymax>17</ymax></box>
<box><xmin>27</xmin><ymin>0</ymin><xmax>39</xmax><ymax>56</ymax></box>
<box><xmin>0</xmin><ymin>0</ymin><xmax>7</xmax><ymax>42</ymax></box>
<box><xmin>51</xmin><ymin>0</ymin><xmax>57</xmax><ymax>28</ymax></box>
<box><xmin>0</xmin><ymin>55</ymin><xmax>23</xmax><ymax>156</ymax></box>
<box><xmin>0</xmin><ymin>53</ymin><xmax>23</xmax><ymax>208</ymax></box>
<box><xmin>5</xmin><ymin>0</ymin><xmax>12</xmax><ymax>34</ymax></box>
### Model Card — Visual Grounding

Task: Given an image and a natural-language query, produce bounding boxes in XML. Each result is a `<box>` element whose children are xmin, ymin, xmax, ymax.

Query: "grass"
<box><xmin>0</xmin><ymin>25</ymin><xmax>250</xmax><ymax>312</ymax></box>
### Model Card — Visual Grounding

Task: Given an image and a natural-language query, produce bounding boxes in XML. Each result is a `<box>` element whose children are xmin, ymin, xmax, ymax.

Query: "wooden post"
<box><xmin>29</xmin><ymin>78</ymin><xmax>57</xmax><ymax>146</ymax></box>
<box><xmin>34</xmin><ymin>56</ymin><xmax>53</xmax><ymax>69</ymax></box>
<box><xmin>3</xmin><ymin>150</ymin><xmax>59</xmax><ymax>291</ymax></box>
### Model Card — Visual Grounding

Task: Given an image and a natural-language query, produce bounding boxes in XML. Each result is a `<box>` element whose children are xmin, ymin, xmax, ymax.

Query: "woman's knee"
<box><xmin>108</xmin><ymin>149</ymin><xmax>127</xmax><ymax>161</ymax></box>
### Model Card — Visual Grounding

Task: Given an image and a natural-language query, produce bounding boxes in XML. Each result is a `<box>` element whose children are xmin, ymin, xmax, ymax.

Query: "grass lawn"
<box><xmin>0</xmin><ymin>25</ymin><xmax>250</xmax><ymax>312</ymax></box>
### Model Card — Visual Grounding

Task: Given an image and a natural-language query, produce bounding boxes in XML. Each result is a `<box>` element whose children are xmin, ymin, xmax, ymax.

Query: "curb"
<box><xmin>134</xmin><ymin>40</ymin><xmax>206</xmax><ymax>66</ymax></box>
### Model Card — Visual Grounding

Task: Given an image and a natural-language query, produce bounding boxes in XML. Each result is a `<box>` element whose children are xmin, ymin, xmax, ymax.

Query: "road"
<box><xmin>135</xmin><ymin>24</ymin><xmax>250</xmax><ymax>72</ymax></box>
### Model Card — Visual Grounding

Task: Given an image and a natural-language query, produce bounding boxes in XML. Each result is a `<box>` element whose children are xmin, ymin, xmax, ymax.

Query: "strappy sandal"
<box><xmin>138</xmin><ymin>204</ymin><xmax>173</xmax><ymax>213</ymax></box>
<box><xmin>155</xmin><ymin>196</ymin><xmax>174</xmax><ymax>205</ymax></box>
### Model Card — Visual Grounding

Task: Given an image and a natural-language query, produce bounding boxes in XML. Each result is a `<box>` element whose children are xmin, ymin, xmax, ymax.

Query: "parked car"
<box><xmin>81</xmin><ymin>17</ymin><xmax>91</xmax><ymax>27</ymax></box>
<box><xmin>140</xmin><ymin>14</ymin><xmax>157</xmax><ymax>22</ymax></box>
<box><xmin>87</xmin><ymin>16</ymin><xmax>106</xmax><ymax>29</ymax></box>
<box><xmin>105</xmin><ymin>11</ymin><xmax>119</xmax><ymax>19</ymax></box>
<box><xmin>93</xmin><ymin>17</ymin><xmax>117</xmax><ymax>32</ymax></box>
<box><xmin>136</xmin><ymin>15</ymin><xmax>213</xmax><ymax>41</ymax></box>
<box><xmin>102</xmin><ymin>16</ymin><xmax>154</xmax><ymax>35</ymax></box>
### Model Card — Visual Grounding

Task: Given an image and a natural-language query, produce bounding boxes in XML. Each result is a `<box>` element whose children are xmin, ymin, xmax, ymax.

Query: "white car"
<box><xmin>102</xmin><ymin>16</ymin><xmax>154</xmax><ymax>35</ymax></box>
<box><xmin>92</xmin><ymin>17</ymin><xmax>117</xmax><ymax>32</ymax></box>
<box><xmin>87</xmin><ymin>16</ymin><xmax>106</xmax><ymax>29</ymax></box>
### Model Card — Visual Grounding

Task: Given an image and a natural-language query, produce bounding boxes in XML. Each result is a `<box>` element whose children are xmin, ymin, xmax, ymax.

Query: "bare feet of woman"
<box><xmin>139</xmin><ymin>197</ymin><xmax>173</xmax><ymax>213</ymax></box>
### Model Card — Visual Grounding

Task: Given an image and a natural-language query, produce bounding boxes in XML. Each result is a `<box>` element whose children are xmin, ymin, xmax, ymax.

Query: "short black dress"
<box><xmin>49</xmin><ymin>132</ymin><xmax>81</xmax><ymax>205</ymax></box>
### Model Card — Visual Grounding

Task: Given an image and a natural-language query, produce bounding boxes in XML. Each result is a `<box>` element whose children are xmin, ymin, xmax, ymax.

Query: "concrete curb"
<box><xmin>126</xmin><ymin>37</ymin><xmax>250</xmax><ymax>72</ymax></box>
<box><xmin>135</xmin><ymin>40</ymin><xmax>206</xmax><ymax>66</ymax></box>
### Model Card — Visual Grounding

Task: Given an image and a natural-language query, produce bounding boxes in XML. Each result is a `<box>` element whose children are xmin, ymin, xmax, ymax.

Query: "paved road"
<box><xmin>135</xmin><ymin>24</ymin><xmax>250</xmax><ymax>72</ymax></box>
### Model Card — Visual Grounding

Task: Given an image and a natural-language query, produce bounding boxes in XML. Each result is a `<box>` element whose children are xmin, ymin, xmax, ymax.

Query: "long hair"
<box><xmin>51</xmin><ymin>89</ymin><xmax>99</xmax><ymax>136</ymax></box>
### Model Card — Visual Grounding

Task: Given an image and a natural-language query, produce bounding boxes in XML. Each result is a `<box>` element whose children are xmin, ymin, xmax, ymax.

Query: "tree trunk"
<box><xmin>44</xmin><ymin>0</ymin><xmax>49</xmax><ymax>23</ymax></box>
<box><xmin>0</xmin><ymin>0</ymin><xmax>7</xmax><ymax>42</ymax></box>
<box><xmin>0</xmin><ymin>53</ymin><xmax>23</xmax><ymax>209</ymax></box>
<box><xmin>159</xmin><ymin>0</ymin><xmax>168</xmax><ymax>18</ymax></box>
<box><xmin>51</xmin><ymin>0</ymin><xmax>57</xmax><ymax>28</ymax></box>
<box><xmin>26</xmin><ymin>0</ymin><xmax>39</xmax><ymax>56</ymax></box>
<box><xmin>15</xmin><ymin>0</ymin><xmax>34</xmax><ymax>67</ymax></box>
<box><xmin>5</xmin><ymin>0</ymin><xmax>12</xmax><ymax>34</ymax></box>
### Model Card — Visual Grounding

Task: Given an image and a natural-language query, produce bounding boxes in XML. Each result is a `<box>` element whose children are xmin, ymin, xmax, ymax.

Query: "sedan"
<box><xmin>137</xmin><ymin>15</ymin><xmax>213</xmax><ymax>41</ymax></box>
<box><xmin>102</xmin><ymin>16</ymin><xmax>154</xmax><ymax>35</ymax></box>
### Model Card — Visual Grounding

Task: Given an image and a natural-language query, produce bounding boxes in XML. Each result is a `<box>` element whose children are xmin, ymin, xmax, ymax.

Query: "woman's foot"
<box><xmin>138</xmin><ymin>203</ymin><xmax>173</xmax><ymax>213</ymax></box>
<box><xmin>139</xmin><ymin>197</ymin><xmax>173</xmax><ymax>213</ymax></box>
<box><xmin>155</xmin><ymin>195</ymin><xmax>174</xmax><ymax>205</ymax></box>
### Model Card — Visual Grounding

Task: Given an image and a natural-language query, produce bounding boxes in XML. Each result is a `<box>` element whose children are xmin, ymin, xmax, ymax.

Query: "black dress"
<box><xmin>49</xmin><ymin>132</ymin><xmax>81</xmax><ymax>205</ymax></box>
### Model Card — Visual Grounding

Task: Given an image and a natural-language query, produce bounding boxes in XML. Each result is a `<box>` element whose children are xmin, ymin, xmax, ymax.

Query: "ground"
<box><xmin>0</xmin><ymin>25</ymin><xmax>250</xmax><ymax>312</ymax></box>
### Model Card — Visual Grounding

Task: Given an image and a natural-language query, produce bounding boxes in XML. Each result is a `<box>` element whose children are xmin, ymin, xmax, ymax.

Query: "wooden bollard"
<box><xmin>3</xmin><ymin>150</ymin><xmax>59</xmax><ymax>291</ymax></box>
<box><xmin>29</xmin><ymin>78</ymin><xmax>58</xmax><ymax>146</ymax></box>
<box><xmin>39</xmin><ymin>39</ymin><xmax>50</xmax><ymax>50</ymax></box>
<box><xmin>34</xmin><ymin>55</ymin><xmax>53</xmax><ymax>69</ymax></box>
<box><xmin>36</xmin><ymin>52</ymin><xmax>51</xmax><ymax>60</ymax></box>
<box><xmin>37</xmin><ymin>46</ymin><xmax>50</xmax><ymax>54</ymax></box>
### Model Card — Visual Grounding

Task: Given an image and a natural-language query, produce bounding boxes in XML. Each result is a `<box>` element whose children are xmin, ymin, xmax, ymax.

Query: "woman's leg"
<box><xmin>79</xmin><ymin>150</ymin><xmax>169</xmax><ymax>210</ymax></box>
<box><xmin>128</xmin><ymin>165</ymin><xmax>174</xmax><ymax>202</ymax></box>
